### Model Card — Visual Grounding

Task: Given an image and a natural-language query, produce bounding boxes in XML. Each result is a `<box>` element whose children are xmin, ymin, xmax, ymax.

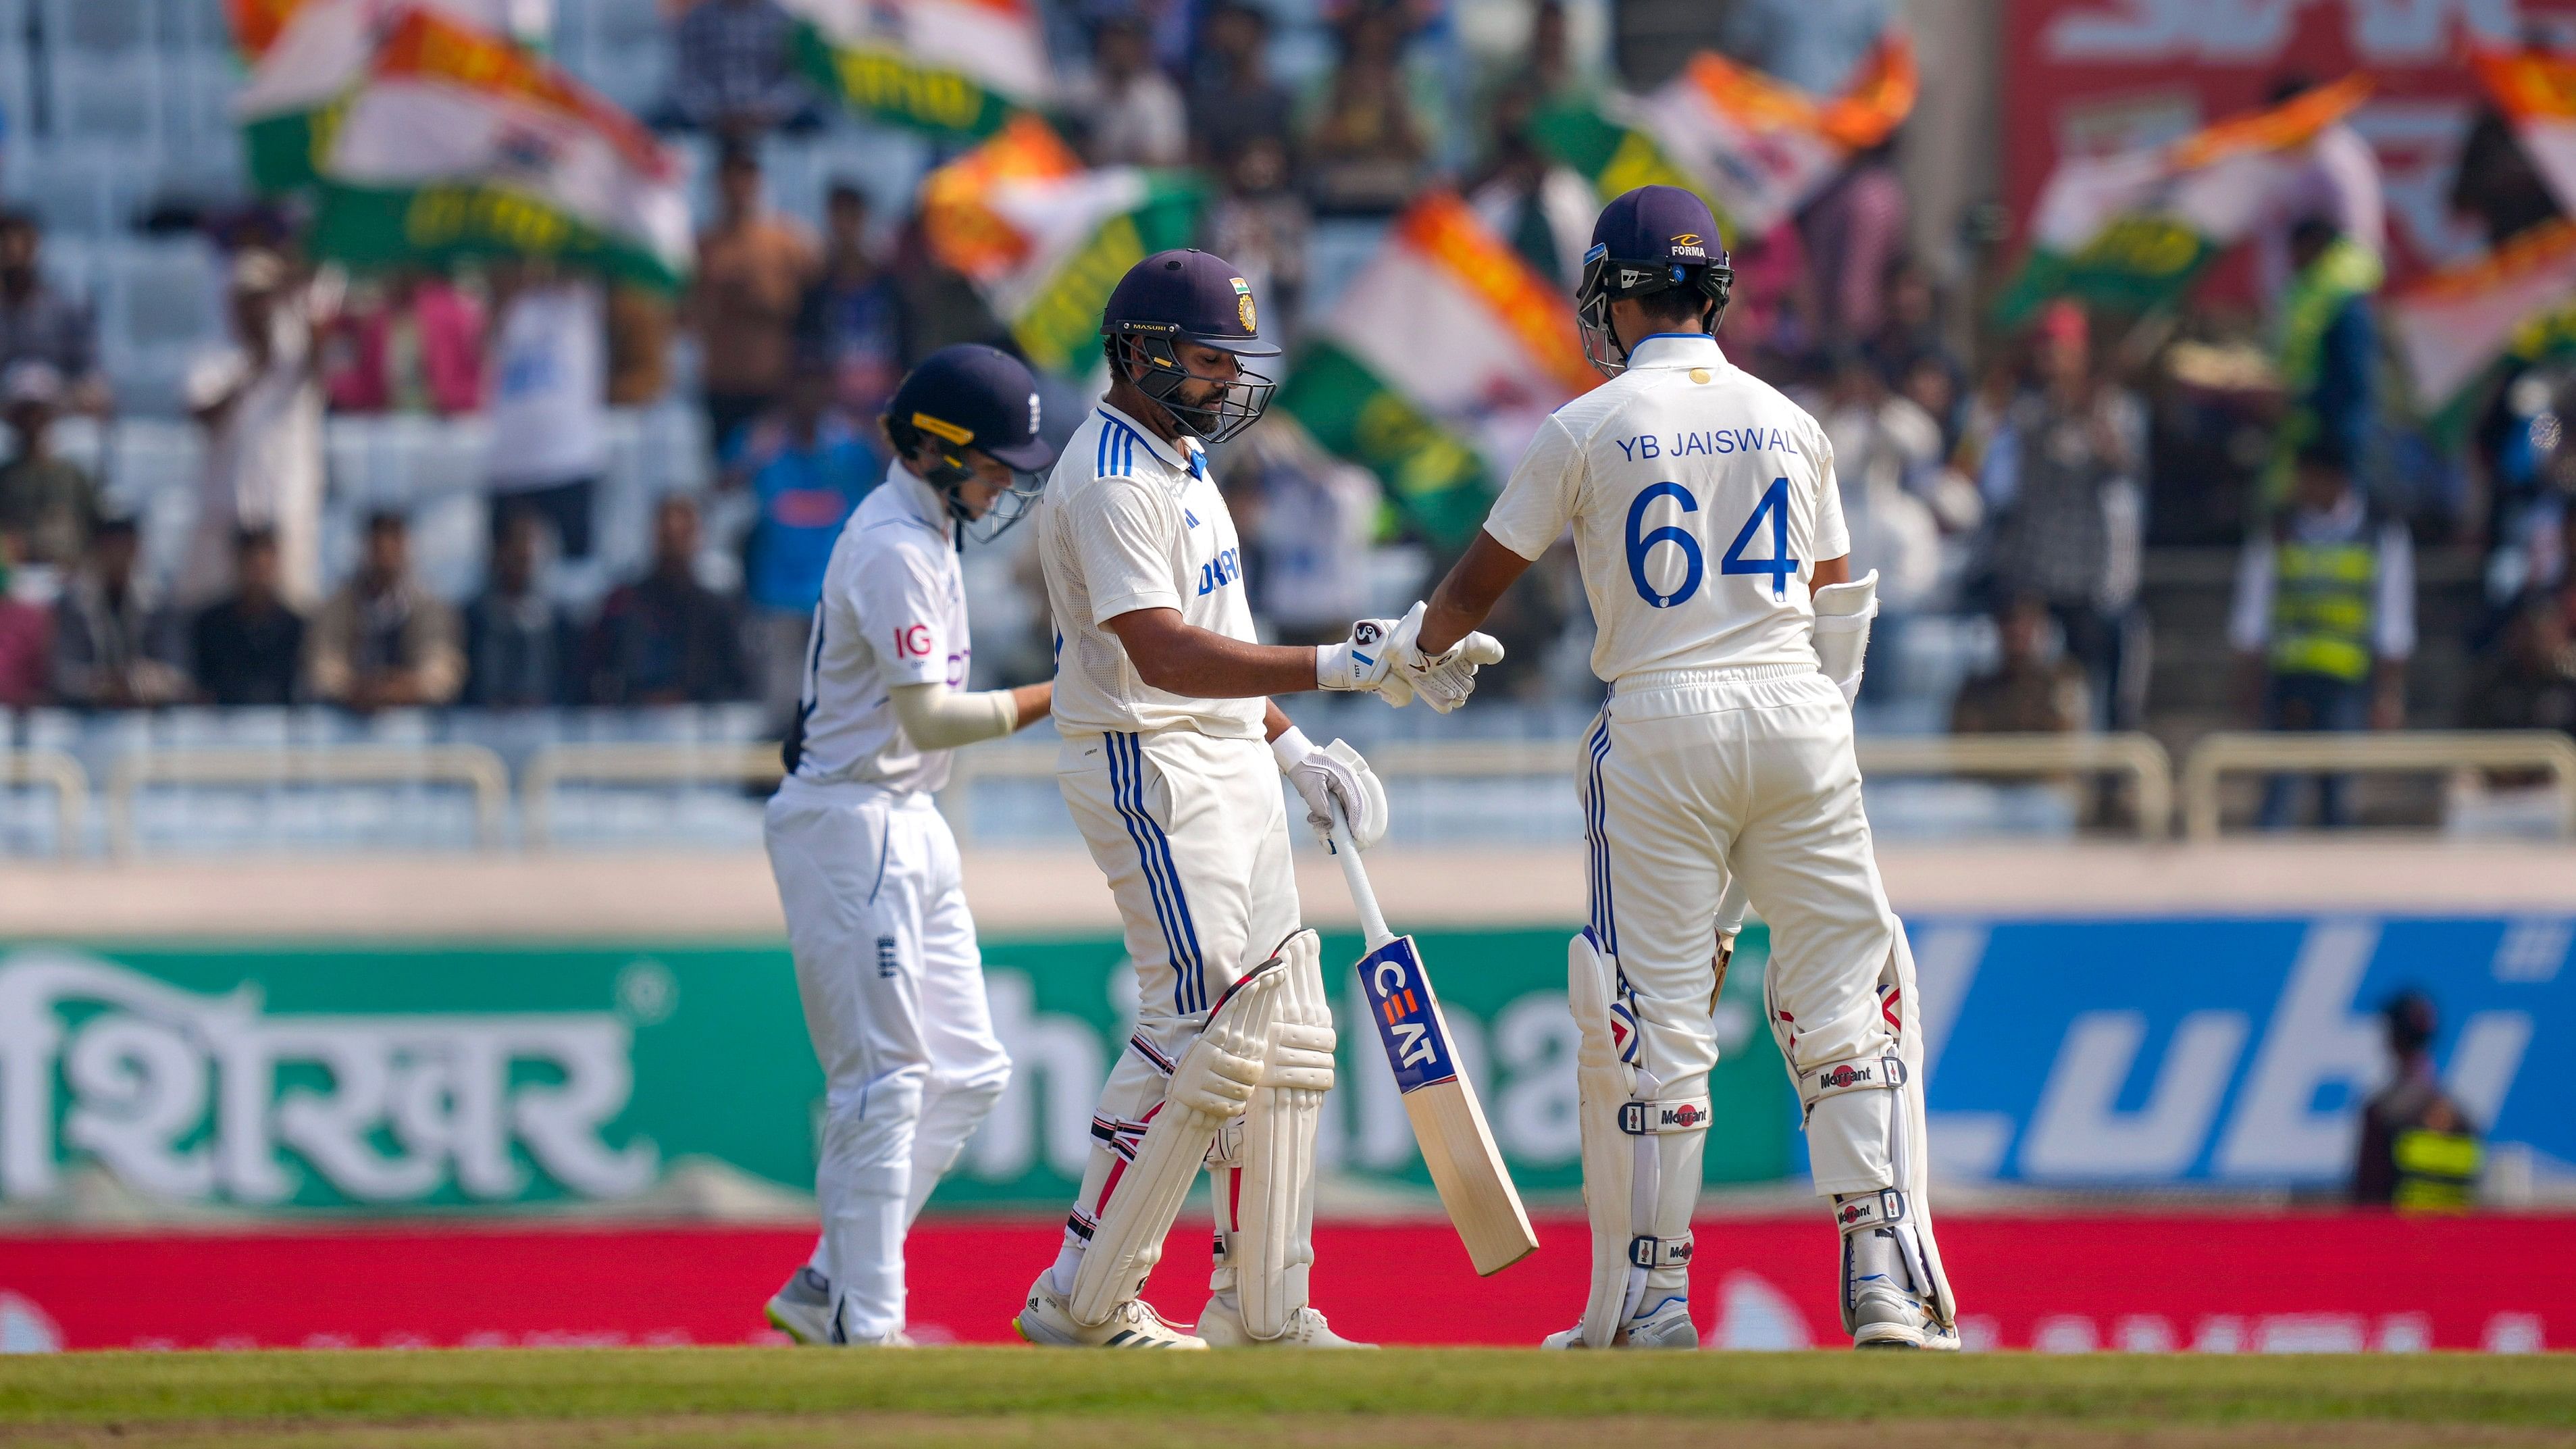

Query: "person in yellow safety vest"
<box><xmin>2227</xmin><ymin>438</ymin><xmax>2413</xmax><ymax>828</ymax></box>
<box><xmin>2353</xmin><ymin>991</ymin><xmax>2482</xmax><ymax>1213</ymax></box>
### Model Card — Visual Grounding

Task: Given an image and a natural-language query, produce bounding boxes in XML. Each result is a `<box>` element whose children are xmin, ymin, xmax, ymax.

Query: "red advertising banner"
<box><xmin>2003</xmin><ymin>0</ymin><xmax>2576</xmax><ymax>290</ymax></box>
<box><xmin>0</xmin><ymin>1213</ymin><xmax>2563</xmax><ymax>1352</ymax></box>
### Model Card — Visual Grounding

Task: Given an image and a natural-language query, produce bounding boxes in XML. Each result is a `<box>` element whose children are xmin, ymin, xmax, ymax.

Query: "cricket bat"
<box><xmin>1326</xmin><ymin>809</ymin><xmax>1539</xmax><ymax>1276</ymax></box>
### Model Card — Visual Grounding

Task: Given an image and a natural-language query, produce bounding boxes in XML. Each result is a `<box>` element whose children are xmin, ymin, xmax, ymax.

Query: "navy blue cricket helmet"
<box><xmin>1575</xmin><ymin>186</ymin><xmax>1736</xmax><ymax>376</ymax></box>
<box><xmin>883</xmin><ymin>343</ymin><xmax>1058</xmax><ymax>542</ymax></box>
<box><xmin>1100</xmin><ymin>249</ymin><xmax>1280</xmax><ymax>446</ymax></box>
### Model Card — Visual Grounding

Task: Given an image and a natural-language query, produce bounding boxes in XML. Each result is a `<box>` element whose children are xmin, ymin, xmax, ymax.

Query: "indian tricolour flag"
<box><xmin>2471</xmin><ymin>46</ymin><xmax>2576</xmax><ymax>216</ymax></box>
<box><xmin>1277</xmin><ymin>192</ymin><xmax>1597</xmax><ymax>549</ymax></box>
<box><xmin>783</xmin><ymin>0</ymin><xmax>1048</xmax><ymax>140</ymax></box>
<box><xmin>306</xmin><ymin>6</ymin><xmax>692</xmax><ymax>288</ymax></box>
<box><xmin>1529</xmin><ymin>36</ymin><xmax>1914</xmax><ymax>240</ymax></box>
<box><xmin>920</xmin><ymin>116</ymin><xmax>1200</xmax><ymax>376</ymax></box>
<box><xmin>2390</xmin><ymin>219</ymin><xmax>2576</xmax><ymax>434</ymax></box>
<box><xmin>1997</xmin><ymin>76</ymin><xmax>2371</xmax><ymax>323</ymax></box>
<box><xmin>231</xmin><ymin>0</ymin><xmax>531</xmax><ymax>190</ymax></box>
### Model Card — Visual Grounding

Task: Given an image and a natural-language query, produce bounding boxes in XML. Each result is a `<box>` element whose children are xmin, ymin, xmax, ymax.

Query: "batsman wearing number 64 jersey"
<box><xmin>1412</xmin><ymin>186</ymin><xmax>1961</xmax><ymax>1351</ymax></box>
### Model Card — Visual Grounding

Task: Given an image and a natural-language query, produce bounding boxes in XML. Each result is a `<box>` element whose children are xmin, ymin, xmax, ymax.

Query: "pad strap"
<box><xmin>1619</xmin><ymin>1094</ymin><xmax>1712</xmax><ymax>1135</ymax></box>
<box><xmin>1833</xmin><ymin>1188</ymin><xmax>1909</xmax><ymax>1236</ymax></box>
<box><xmin>1627</xmin><ymin>1232</ymin><xmax>1694</xmax><ymax>1269</ymax></box>
<box><xmin>1803</xmin><ymin>1054</ymin><xmax>1907</xmax><ymax>1103</ymax></box>
<box><xmin>1128</xmin><ymin>1032</ymin><xmax>1176</xmax><ymax>1078</ymax></box>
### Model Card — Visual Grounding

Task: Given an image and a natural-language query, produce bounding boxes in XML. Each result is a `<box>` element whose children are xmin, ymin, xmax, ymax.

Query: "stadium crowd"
<box><xmin>0</xmin><ymin>0</ymin><xmax>2570</xmax><ymax>828</ymax></box>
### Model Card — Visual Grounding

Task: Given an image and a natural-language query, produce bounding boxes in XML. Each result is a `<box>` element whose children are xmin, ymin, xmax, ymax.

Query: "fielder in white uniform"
<box><xmin>761</xmin><ymin>345</ymin><xmax>1061</xmax><ymax>1347</ymax></box>
<box><xmin>1401</xmin><ymin>187</ymin><xmax>1960</xmax><ymax>1350</ymax></box>
<box><xmin>1010</xmin><ymin>249</ymin><xmax>1499</xmax><ymax>1350</ymax></box>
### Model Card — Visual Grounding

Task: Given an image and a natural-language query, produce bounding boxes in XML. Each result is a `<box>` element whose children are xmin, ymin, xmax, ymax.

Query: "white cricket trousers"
<box><xmin>1052</xmin><ymin>728</ymin><xmax>1301</xmax><ymax>1286</ymax></box>
<box><xmin>763</xmin><ymin>776</ymin><xmax>1012</xmax><ymax>1340</ymax></box>
<box><xmin>1582</xmin><ymin>663</ymin><xmax>1909</xmax><ymax>1196</ymax></box>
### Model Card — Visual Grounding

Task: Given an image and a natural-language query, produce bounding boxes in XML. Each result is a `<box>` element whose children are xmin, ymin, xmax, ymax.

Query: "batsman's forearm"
<box><xmin>1114</xmin><ymin>613</ymin><xmax>1322</xmax><ymax>698</ymax></box>
<box><xmin>1419</xmin><ymin>530</ymin><xmax>1535</xmax><ymax>654</ymax></box>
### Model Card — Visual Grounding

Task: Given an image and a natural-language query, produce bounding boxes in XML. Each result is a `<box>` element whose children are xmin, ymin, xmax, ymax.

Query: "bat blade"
<box><xmin>1355</xmin><ymin>934</ymin><xmax>1539</xmax><ymax>1275</ymax></box>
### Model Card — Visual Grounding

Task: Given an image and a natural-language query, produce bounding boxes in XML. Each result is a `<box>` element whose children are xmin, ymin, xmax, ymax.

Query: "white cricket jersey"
<box><xmin>1035</xmin><ymin>402</ymin><xmax>1265</xmax><ymax>740</ymax></box>
<box><xmin>787</xmin><ymin>463</ymin><xmax>971</xmax><ymax>794</ymax></box>
<box><xmin>1483</xmin><ymin>333</ymin><xmax>1850</xmax><ymax>683</ymax></box>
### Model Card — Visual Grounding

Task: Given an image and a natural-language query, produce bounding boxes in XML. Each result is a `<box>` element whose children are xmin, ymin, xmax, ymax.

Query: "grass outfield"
<box><xmin>2</xmin><ymin>1350</ymin><xmax>2574</xmax><ymax>1449</ymax></box>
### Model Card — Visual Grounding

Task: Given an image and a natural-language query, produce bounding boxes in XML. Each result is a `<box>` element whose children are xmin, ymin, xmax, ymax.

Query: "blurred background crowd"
<box><xmin>0</xmin><ymin>0</ymin><xmax>2572</xmax><ymax>846</ymax></box>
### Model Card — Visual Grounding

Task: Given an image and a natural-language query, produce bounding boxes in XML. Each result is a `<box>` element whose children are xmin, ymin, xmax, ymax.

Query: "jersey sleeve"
<box><xmin>1068</xmin><ymin>474</ymin><xmax>1185</xmax><ymax>623</ymax></box>
<box><xmin>1483</xmin><ymin>413</ymin><xmax>1585</xmax><ymax>561</ymax></box>
<box><xmin>847</xmin><ymin>541</ymin><xmax>955</xmax><ymax>687</ymax></box>
<box><xmin>1809</xmin><ymin>424</ymin><xmax>1852</xmax><ymax>563</ymax></box>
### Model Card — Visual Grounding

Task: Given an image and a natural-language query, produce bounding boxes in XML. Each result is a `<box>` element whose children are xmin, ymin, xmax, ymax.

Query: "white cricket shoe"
<box><xmin>1851</xmin><ymin>1285</ymin><xmax>1960</xmax><ymax>1351</ymax></box>
<box><xmin>1195</xmin><ymin>1293</ymin><xmax>1375</xmax><ymax>1348</ymax></box>
<box><xmin>1013</xmin><ymin>1271</ymin><xmax>1206</xmax><ymax>1348</ymax></box>
<box><xmin>1539</xmin><ymin>1295</ymin><xmax>1697</xmax><ymax>1349</ymax></box>
<box><xmin>765</xmin><ymin>1266</ymin><xmax>834</xmax><ymax>1346</ymax></box>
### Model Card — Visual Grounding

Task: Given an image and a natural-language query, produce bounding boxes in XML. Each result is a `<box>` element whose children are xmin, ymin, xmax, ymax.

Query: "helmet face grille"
<box><xmin>1114</xmin><ymin>329</ymin><xmax>1277</xmax><ymax>446</ymax></box>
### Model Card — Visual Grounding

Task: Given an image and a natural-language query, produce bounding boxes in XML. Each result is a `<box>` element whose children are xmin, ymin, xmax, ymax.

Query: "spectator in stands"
<box><xmin>1949</xmin><ymin>595</ymin><xmax>2088</xmax><ymax>736</ymax></box>
<box><xmin>319</xmin><ymin>270</ymin><xmax>485</xmax><ymax>416</ymax></box>
<box><xmin>667</xmin><ymin>0</ymin><xmax>822</xmax><ymax>136</ymax></box>
<box><xmin>0</xmin><ymin>361</ymin><xmax>95</xmax><ymax>571</ymax></box>
<box><xmin>585</xmin><ymin>494</ymin><xmax>749</xmax><ymax>705</ymax></box>
<box><xmin>1801</xmin><ymin>143</ymin><xmax>1910</xmax><ymax>349</ymax></box>
<box><xmin>2264</xmin><ymin>214</ymin><xmax>2381</xmax><ymax>514</ymax></box>
<box><xmin>888</xmin><ymin>212</ymin><xmax>1010</xmax><ymax>362</ymax></box>
<box><xmin>0</xmin><ymin>531</ymin><xmax>51</xmax><ymax>708</ymax></box>
<box><xmin>0</xmin><ymin>211</ymin><xmax>107</xmax><ymax>415</ymax></box>
<box><xmin>2465</xmin><ymin>592</ymin><xmax>2576</xmax><ymax>736</ymax></box>
<box><xmin>2230</xmin><ymin>439</ymin><xmax>2413</xmax><ymax>830</ymax></box>
<box><xmin>692</xmin><ymin>143</ymin><xmax>820</xmax><ymax>462</ymax></box>
<box><xmin>1867</xmin><ymin>259</ymin><xmax>1963</xmax><ymax>433</ymax></box>
<box><xmin>1206</xmin><ymin>135</ymin><xmax>1313</xmax><ymax>335</ymax></box>
<box><xmin>1065</xmin><ymin>16</ymin><xmax>1189</xmax><ymax>168</ymax></box>
<box><xmin>1218</xmin><ymin>419</ymin><xmax>1381</xmax><ymax>647</ymax></box>
<box><xmin>1465</xmin><ymin>88</ymin><xmax>1591</xmax><ymax>294</ymax></box>
<box><xmin>1820</xmin><ymin>350</ymin><xmax>1944</xmax><ymax>626</ymax></box>
<box><xmin>1188</xmin><ymin>2</ymin><xmax>1296</xmax><ymax>169</ymax></box>
<box><xmin>52</xmin><ymin>517</ymin><xmax>187</xmax><ymax>709</ymax></box>
<box><xmin>797</xmin><ymin>183</ymin><xmax>908</xmax><ymax>421</ymax></box>
<box><xmin>607</xmin><ymin>283</ymin><xmax>677</xmax><ymax>407</ymax></box>
<box><xmin>1303</xmin><ymin>5</ymin><xmax>1431</xmax><ymax>216</ymax></box>
<box><xmin>463</xmin><ymin>511</ymin><xmax>577</xmax><ymax>709</ymax></box>
<box><xmin>723</xmin><ymin>364</ymin><xmax>879</xmax><ymax>727</ymax></box>
<box><xmin>486</xmin><ymin>259</ymin><xmax>610</xmax><ymax>561</ymax></box>
<box><xmin>305</xmin><ymin>511</ymin><xmax>465</xmax><ymax>711</ymax></box>
<box><xmin>189</xmin><ymin>528</ymin><xmax>305</xmax><ymax>707</ymax></box>
<box><xmin>2452</xmin><ymin>76</ymin><xmax>2565</xmax><ymax>249</ymax></box>
<box><xmin>2353</xmin><ymin>991</ymin><xmax>2481</xmax><ymax>1213</ymax></box>
<box><xmin>180</xmin><ymin>249</ymin><xmax>326</xmax><ymax>611</ymax></box>
<box><xmin>1980</xmin><ymin>302</ymin><xmax>2145</xmax><ymax>728</ymax></box>
<box><xmin>2250</xmin><ymin>74</ymin><xmax>2385</xmax><ymax>304</ymax></box>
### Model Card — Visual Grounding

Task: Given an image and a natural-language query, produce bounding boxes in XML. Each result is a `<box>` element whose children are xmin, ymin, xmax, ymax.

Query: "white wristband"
<box><xmin>1270</xmin><ymin>724</ymin><xmax>1315</xmax><ymax>775</ymax></box>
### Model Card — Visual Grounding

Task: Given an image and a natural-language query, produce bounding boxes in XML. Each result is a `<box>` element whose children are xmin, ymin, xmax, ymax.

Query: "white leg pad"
<box><xmin>1230</xmin><ymin>930</ymin><xmax>1335</xmax><ymax>1341</ymax></box>
<box><xmin>1569</xmin><ymin>930</ymin><xmax>1711</xmax><ymax>1348</ymax></box>
<box><xmin>1068</xmin><ymin>959</ymin><xmax>1285</xmax><ymax>1327</ymax></box>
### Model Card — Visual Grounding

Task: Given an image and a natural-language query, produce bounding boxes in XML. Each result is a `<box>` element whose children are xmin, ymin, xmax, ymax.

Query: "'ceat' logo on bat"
<box><xmin>1363</xmin><ymin>941</ymin><xmax>1450</xmax><ymax>1082</ymax></box>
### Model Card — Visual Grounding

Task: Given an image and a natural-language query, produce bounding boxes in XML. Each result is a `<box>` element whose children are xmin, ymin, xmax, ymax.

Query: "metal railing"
<box><xmin>2180</xmin><ymin>730</ymin><xmax>2576</xmax><ymax>842</ymax></box>
<box><xmin>103</xmin><ymin>744</ymin><xmax>513</xmax><ymax>857</ymax></box>
<box><xmin>4</xmin><ymin>748</ymin><xmax>91</xmax><ymax>859</ymax></box>
<box><xmin>520</xmin><ymin>741</ymin><xmax>785</xmax><ymax>847</ymax></box>
<box><xmin>936</xmin><ymin>732</ymin><xmax>2178</xmax><ymax>842</ymax></box>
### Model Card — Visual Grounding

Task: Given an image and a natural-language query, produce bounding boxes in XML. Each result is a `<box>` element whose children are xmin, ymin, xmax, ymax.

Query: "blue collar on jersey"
<box><xmin>1096</xmin><ymin>403</ymin><xmax>1206</xmax><ymax>478</ymax></box>
<box><xmin>1623</xmin><ymin>332</ymin><xmax>1727</xmax><ymax>370</ymax></box>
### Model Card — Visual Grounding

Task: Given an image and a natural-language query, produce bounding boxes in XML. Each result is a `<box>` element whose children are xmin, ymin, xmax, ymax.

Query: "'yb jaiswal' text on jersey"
<box><xmin>1482</xmin><ymin>333</ymin><xmax>1849</xmax><ymax>684</ymax></box>
<box><xmin>1035</xmin><ymin>403</ymin><xmax>1265</xmax><ymax>740</ymax></box>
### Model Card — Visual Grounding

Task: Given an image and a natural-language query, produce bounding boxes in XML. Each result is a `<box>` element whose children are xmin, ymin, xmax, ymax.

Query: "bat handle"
<box><xmin>1326</xmin><ymin>800</ymin><xmax>1394</xmax><ymax>949</ymax></box>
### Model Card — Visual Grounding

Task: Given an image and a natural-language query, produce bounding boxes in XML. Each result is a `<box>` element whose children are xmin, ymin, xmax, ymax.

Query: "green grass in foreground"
<box><xmin>0</xmin><ymin>1347</ymin><xmax>2571</xmax><ymax>1429</ymax></box>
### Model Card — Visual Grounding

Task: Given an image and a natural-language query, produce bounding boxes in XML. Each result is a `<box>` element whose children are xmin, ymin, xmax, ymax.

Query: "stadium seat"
<box><xmin>99</xmin><ymin>237</ymin><xmax>224</xmax><ymax>413</ymax></box>
<box><xmin>3</xmin><ymin>151</ymin><xmax>112</xmax><ymax>236</ymax></box>
<box><xmin>51</xmin><ymin>57</ymin><xmax>165</xmax><ymax>150</ymax></box>
<box><xmin>41</xmin><ymin>0</ymin><xmax>154</xmax><ymax>55</ymax></box>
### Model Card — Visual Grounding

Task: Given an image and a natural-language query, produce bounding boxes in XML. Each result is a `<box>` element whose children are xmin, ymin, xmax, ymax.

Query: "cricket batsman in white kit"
<box><xmin>1011</xmin><ymin>249</ymin><xmax>1500</xmax><ymax>1349</ymax></box>
<box><xmin>1407</xmin><ymin>187</ymin><xmax>1961</xmax><ymax>1350</ymax></box>
<box><xmin>761</xmin><ymin>345</ymin><xmax>1062</xmax><ymax>1346</ymax></box>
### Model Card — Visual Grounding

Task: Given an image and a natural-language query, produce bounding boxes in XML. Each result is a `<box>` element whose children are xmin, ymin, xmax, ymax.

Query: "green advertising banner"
<box><xmin>0</xmin><ymin>929</ymin><xmax>1795</xmax><ymax>1215</ymax></box>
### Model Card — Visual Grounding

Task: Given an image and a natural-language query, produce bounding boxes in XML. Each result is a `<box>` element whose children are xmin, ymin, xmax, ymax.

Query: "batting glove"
<box><xmin>1314</xmin><ymin>616</ymin><xmax>1414</xmax><ymax>705</ymax></box>
<box><xmin>1272</xmin><ymin>727</ymin><xmax>1389</xmax><ymax>850</ymax></box>
<box><xmin>1388</xmin><ymin>601</ymin><xmax>1505</xmax><ymax>714</ymax></box>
